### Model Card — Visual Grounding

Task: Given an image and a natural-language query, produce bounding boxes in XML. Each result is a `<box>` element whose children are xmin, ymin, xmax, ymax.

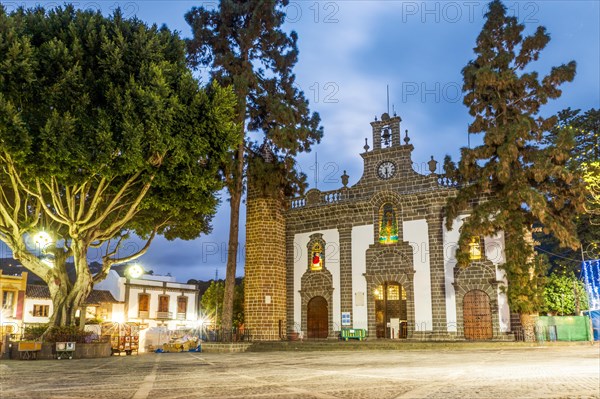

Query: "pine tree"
<box><xmin>185</xmin><ymin>0</ymin><xmax>323</xmax><ymax>335</ymax></box>
<box><xmin>445</xmin><ymin>0</ymin><xmax>586</xmax><ymax>340</ymax></box>
<box><xmin>537</xmin><ymin>109</ymin><xmax>600</xmax><ymax>273</ymax></box>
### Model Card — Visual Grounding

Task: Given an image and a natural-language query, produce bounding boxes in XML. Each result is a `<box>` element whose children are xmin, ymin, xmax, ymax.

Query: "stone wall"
<box><xmin>453</xmin><ymin>260</ymin><xmax>502</xmax><ymax>339</ymax></box>
<box><xmin>245</xmin><ymin>188</ymin><xmax>287</xmax><ymax>341</ymax></box>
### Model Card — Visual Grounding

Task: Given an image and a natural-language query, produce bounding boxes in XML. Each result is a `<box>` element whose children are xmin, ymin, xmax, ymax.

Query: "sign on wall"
<box><xmin>341</xmin><ymin>312</ymin><xmax>351</xmax><ymax>326</ymax></box>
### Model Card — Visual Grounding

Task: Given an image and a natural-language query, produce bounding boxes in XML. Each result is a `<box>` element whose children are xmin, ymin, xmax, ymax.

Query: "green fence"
<box><xmin>536</xmin><ymin>316</ymin><xmax>593</xmax><ymax>342</ymax></box>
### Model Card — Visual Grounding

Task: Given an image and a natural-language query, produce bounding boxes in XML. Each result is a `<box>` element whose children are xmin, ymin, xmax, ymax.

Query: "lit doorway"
<box><xmin>374</xmin><ymin>282</ymin><xmax>407</xmax><ymax>339</ymax></box>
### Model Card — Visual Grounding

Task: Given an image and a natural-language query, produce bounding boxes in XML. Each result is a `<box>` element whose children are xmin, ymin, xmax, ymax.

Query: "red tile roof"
<box><xmin>26</xmin><ymin>285</ymin><xmax>120</xmax><ymax>304</ymax></box>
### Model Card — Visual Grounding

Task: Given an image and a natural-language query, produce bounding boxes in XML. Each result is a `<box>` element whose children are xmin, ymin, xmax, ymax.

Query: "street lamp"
<box><xmin>126</xmin><ymin>264</ymin><xmax>144</xmax><ymax>279</ymax></box>
<box><xmin>32</xmin><ymin>231</ymin><xmax>54</xmax><ymax>268</ymax></box>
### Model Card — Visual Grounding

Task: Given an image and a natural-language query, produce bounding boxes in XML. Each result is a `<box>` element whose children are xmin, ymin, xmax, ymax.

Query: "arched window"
<box><xmin>379</xmin><ymin>203</ymin><xmax>399</xmax><ymax>244</ymax></box>
<box><xmin>310</xmin><ymin>242</ymin><xmax>324</xmax><ymax>271</ymax></box>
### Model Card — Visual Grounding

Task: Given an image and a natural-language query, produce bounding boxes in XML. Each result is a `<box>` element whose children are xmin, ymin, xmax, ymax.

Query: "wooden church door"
<box><xmin>307</xmin><ymin>296</ymin><xmax>328</xmax><ymax>338</ymax></box>
<box><xmin>463</xmin><ymin>290</ymin><xmax>493</xmax><ymax>340</ymax></box>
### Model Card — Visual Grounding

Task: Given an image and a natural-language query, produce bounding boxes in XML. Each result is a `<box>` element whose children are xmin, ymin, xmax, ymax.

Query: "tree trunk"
<box><xmin>519</xmin><ymin>313</ymin><xmax>539</xmax><ymax>342</ymax></box>
<box><xmin>221</xmin><ymin>140</ymin><xmax>244</xmax><ymax>339</ymax></box>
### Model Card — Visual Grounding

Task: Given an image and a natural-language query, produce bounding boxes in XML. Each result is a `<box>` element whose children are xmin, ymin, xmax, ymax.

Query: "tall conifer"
<box><xmin>445</xmin><ymin>0</ymin><xmax>586</xmax><ymax>339</ymax></box>
<box><xmin>185</xmin><ymin>0</ymin><xmax>323</xmax><ymax>333</ymax></box>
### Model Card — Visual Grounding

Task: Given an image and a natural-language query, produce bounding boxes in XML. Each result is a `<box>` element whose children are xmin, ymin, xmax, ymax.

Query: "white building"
<box><xmin>23</xmin><ymin>285</ymin><xmax>122</xmax><ymax>325</ymax></box>
<box><xmin>245</xmin><ymin>113</ymin><xmax>512</xmax><ymax>341</ymax></box>
<box><xmin>94</xmin><ymin>270</ymin><xmax>200</xmax><ymax>331</ymax></box>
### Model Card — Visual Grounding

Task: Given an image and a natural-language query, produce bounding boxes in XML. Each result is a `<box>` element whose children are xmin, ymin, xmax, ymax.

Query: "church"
<box><xmin>244</xmin><ymin>113</ymin><xmax>512</xmax><ymax>341</ymax></box>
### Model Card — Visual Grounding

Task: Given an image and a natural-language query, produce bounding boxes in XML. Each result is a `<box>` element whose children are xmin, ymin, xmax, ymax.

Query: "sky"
<box><xmin>1</xmin><ymin>0</ymin><xmax>599</xmax><ymax>282</ymax></box>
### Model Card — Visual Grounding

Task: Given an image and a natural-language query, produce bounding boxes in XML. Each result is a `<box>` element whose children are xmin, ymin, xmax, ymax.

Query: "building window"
<box><xmin>33</xmin><ymin>304</ymin><xmax>49</xmax><ymax>317</ymax></box>
<box><xmin>310</xmin><ymin>242</ymin><xmax>324</xmax><ymax>271</ymax></box>
<box><xmin>373</xmin><ymin>285</ymin><xmax>384</xmax><ymax>300</ymax></box>
<box><xmin>379</xmin><ymin>203</ymin><xmax>399</xmax><ymax>244</ymax></box>
<box><xmin>86</xmin><ymin>306</ymin><xmax>97</xmax><ymax>319</ymax></box>
<box><xmin>158</xmin><ymin>295</ymin><xmax>169</xmax><ymax>313</ymax></box>
<box><xmin>387</xmin><ymin>285</ymin><xmax>400</xmax><ymax>300</ymax></box>
<box><xmin>138</xmin><ymin>294</ymin><xmax>150</xmax><ymax>312</ymax></box>
<box><xmin>177</xmin><ymin>296</ymin><xmax>187</xmax><ymax>319</ymax></box>
<box><xmin>469</xmin><ymin>236</ymin><xmax>483</xmax><ymax>261</ymax></box>
<box><xmin>1</xmin><ymin>291</ymin><xmax>16</xmax><ymax>317</ymax></box>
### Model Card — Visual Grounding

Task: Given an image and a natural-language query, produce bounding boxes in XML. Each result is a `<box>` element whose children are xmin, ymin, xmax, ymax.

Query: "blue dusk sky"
<box><xmin>2</xmin><ymin>1</ymin><xmax>599</xmax><ymax>282</ymax></box>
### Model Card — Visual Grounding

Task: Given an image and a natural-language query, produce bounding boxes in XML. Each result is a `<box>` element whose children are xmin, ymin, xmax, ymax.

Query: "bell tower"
<box><xmin>370</xmin><ymin>112</ymin><xmax>402</xmax><ymax>150</ymax></box>
<box><xmin>244</xmin><ymin>143</ymin><xmax>287</xmax><ymax>341</ymax></box>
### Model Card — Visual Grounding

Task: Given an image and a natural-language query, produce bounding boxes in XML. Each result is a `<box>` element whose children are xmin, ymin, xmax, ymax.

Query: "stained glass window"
<box><xmin>379</xmin><ymin>203</ymin><xmax>399</xmax><ymax>244</ymax></box>
<box><xmin>310</xmin><ymin>242</ymin><xmax>324</xmax><ymax>271</ymax></box>
<box><xmin>469</xmin><ymin>236</ymin><xmax>483</xmax><ymax>261</ymax></box>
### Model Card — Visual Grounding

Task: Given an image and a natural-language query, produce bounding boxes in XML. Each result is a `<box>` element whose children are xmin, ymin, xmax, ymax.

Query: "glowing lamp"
<box><xmin>127</xmin><ymin>264</ymin><xmax>144</xmax><ymax>279</ymax></box>
<box><xmin>33</xmin><ymin>231</ymin><xmax>52</xmax><ymax>248</ymax></box>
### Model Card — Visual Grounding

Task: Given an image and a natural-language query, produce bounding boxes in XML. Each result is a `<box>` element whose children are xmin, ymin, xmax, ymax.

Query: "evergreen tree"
<box><xmin>537</xmin><ymin>109</ymin><xmax>600</xmax><ymax>273</ymax></box>
<box><xmin>444</xmin><ymin>0</ymin><xmax>586</xmax><ymax>339</ymax></box>
<box><xmin>0</xmin><ymin>6</ymin><xmax>237</xmax><ymax>327</ymax></box>
<box><xmin>185</xmin><ymin>0</ymin><xmax>323</xmax><ymax>333</ymax></box>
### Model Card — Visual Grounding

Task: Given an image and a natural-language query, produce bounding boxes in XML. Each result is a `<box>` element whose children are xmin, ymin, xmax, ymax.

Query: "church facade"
<box><xmin>245</xmin><ymin>114</ymin><xmax>512</xmax><ymax>341</ymax></box>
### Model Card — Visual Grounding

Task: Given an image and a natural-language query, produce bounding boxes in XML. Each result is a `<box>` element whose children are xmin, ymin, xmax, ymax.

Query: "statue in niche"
<box><xmin>379</xmin><ymin>204</ymin><xmax>399</xmax><ymax>244</ymax></box>
<box><xmin>310</xmin><ymin>242</ymin><xmax>324</xmax><ymax>271</ymax></box>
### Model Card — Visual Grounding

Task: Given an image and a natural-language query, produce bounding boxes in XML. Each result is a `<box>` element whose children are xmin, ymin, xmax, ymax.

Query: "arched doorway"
<box><xmin>374</xmin><ymin>282</ymin><xmax>407</xmax><ymax>339</ymax></box>
<box><xmin>463</xmin><ymin>290</ymin><xmax>493</xmax><ymax>340</ymax></box>
<box><xmin>307</xmin><ymin>296</ymin><xmax>328</xmax><ymax>338</ymax></box>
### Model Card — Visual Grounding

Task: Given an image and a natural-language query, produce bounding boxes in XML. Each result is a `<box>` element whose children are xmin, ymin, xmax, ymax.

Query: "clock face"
<box><xmin>377</xmin><ymin>161</ymin><xmax>396</xmax><ymax>179</ymax></box>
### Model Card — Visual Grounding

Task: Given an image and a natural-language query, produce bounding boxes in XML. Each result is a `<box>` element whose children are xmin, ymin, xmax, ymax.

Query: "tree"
<box><xmin>536</xmin><ymin>109</ymin><xmax>600</xmax><ymax>274</ymax></box>
<box><xmin>542</xmin><ymin>272</ymin><xmax>589</xmax><ymax>315</ymax></box>
<box><xmin>185</xmin><ymin>0</ymin><xmax>323</xmax><ymax>333</ymax></box>
<box><xmin>200</xmin><ymin>279</ymin><xmax>244</xmax><ymax>328</ymax></box>
<box><xmin>444</xmin><ymin>0</ymin><xmax>586</xmax><ymax>340</ymax></box>
<box><xmin>583</xmin><ymin>161</ymin><xmax>600</xmax><ymax>218</ymax></box>
<box><xmin>0</xmin><ymin>6</ymin><xmax>238</xmax><ymax>327</ymax></box>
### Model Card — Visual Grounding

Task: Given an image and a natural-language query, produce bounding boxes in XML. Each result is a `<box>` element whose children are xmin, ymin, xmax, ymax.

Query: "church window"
<box><xmin>310</xmin><ymin>242</ymin><xmax>324</xmax><ymax>271</ymax></box>
<box><xmin>379</xmin><ymin>203</ymin><xmax>399</xmax><ymax>244</ymax></box>
<box><xmin>469</xmin><ymin>236</ymin><xmax>483</xmax><ymax>261</ymax></box>
<box><xmin>373</xmin><ymin>285</ymin><xmax>384</xmax><ymax>300</ymax></box>
<box><xmin>387</xmin><ymin>285</ymin><xmax>400</xmax><ymax>300</ymax></box>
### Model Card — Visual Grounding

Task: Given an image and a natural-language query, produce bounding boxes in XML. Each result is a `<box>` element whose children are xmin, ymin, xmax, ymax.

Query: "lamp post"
<box><xmin>123</xmin><ymin>263</ymin><xmax>144</xmax><ymax>327</ymax></box>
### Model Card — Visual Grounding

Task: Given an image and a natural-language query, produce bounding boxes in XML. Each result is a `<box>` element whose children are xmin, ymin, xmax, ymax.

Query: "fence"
<box><xmin>513</xmin><ymin>316</ymin><xmax>593</xmax><ymax>342</ymax></box>
<box><xmin>200</xmin><ymin>327</ymin><xmax>252</xmax><ymax>343</ymax></box>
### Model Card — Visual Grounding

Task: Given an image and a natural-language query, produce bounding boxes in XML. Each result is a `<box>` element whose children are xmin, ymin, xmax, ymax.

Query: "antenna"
<box><xmin>467</xmin><ymin>125</ymin><xmax>471</xmax><ymax>149</ymax></box>
<box><xmin>386</xmin><ymin>85</ymin><xmax>390</xmax><ymax>115</ymax></box>
<box><xmin>314</xmin><ymin>152</ymin><xmax>319</xmax><ymax>189</ymax></box>
<box><xmin>215</xmin><ymin>268</ymin><xmax>218</xmax><ymax>281</ymax></box>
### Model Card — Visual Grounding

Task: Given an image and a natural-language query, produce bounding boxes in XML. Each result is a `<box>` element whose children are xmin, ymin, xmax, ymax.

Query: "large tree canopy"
<box><xmin>444</xmin><ymin>0</ymin><xmax>586</xmax><ymax>319</ymax></box>
<box><xmin>537</xmin><ymin>109</ymin><xmax>599</xmax><ymax>273</ymax></box>
<box><xmin>0</xmin><ymin>5</ymin><xmax>238</xmax><ymax>326</ymax></box>
<box><xmin>185</xmin><ymin>0</ymin><xmax>323</xmax><ymax>333</ymax></box>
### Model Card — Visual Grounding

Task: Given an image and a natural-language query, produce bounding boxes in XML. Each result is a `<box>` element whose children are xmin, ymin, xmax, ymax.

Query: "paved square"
<box><xmin>1</xmin><ymin>345</ymin><xmax>599</xmax><ymax>398</ymax></box>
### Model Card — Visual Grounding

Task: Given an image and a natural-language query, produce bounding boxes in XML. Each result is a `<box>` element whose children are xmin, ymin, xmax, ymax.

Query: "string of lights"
<box><xmin>581</xmin><ymin>259</ymin><xmax>600</xmax><ymax>311</ymax></box>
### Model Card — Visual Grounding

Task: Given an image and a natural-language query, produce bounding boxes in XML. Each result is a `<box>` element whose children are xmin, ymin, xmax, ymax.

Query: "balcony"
<box><xmin>156</xmin><ymin>311</ymin><xmax>172</xmax><ymax>320</ymax></box>
<box><xmin>176</xmin><ymin>312</ymin><xmax>186</xmax><ymax>321</ymax></box>
<box><xmin>138</xmin><ymin>311</ymin><xmax>149</xmax><ymax>319</ymax></box>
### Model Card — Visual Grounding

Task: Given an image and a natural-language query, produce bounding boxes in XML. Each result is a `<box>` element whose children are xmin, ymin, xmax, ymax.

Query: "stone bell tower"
<box><xmin>244</xmin><ymin>143</ymin><xmax>287</xmax><ymax>340</ymax></box>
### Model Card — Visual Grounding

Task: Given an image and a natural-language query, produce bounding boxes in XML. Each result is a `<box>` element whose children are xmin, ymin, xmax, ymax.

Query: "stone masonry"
<box><xmin>247</xmin><ymin>112</ymin><xmax>507</xmax><ymax>340</ymax></box>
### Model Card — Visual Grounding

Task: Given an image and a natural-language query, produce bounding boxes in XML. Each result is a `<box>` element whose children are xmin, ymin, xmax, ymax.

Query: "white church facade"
<box><xmin>245</xmin><ymin>113</ymin><xmax>512</xmax><ymax>341</ymax></box>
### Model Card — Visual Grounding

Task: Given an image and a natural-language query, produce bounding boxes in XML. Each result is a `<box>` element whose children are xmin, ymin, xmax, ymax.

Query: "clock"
<box><xmin>377</xmin><ymin>161</ymin><xmax>396</xmax><ymax>179</ymax></box>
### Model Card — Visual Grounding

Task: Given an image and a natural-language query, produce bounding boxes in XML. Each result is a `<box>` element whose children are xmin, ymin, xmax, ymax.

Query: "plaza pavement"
<box><xmin>0</xmin><ymin>344</ymin><xmax>598</xmax><ymax>398</ymax></box>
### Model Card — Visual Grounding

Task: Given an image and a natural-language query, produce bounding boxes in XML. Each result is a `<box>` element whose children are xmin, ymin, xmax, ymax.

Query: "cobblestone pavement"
<box><xmin>1</xmin><ymin>345</ymin><xmax>598</xmax><ymax>399</ymax></box>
